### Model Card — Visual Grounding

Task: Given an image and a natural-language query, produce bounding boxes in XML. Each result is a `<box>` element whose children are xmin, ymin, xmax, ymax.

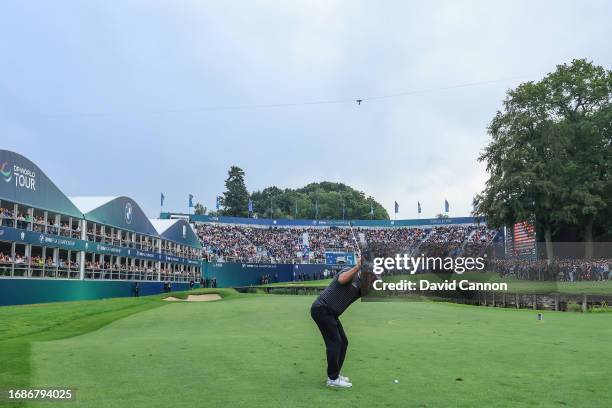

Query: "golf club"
<box><xmin>348</xmin><ymin>221</ymin><xmax>362</xmax><ymax>260</ymax></box>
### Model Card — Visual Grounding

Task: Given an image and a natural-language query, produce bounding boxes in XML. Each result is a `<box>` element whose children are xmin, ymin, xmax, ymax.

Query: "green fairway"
<box><xmin>258</xmin><ymin>278</ymin><xmax>333</xmax><ymax>287</ymax></box>
<box><xmin>1</xmin><ymin>291</ymin><xmax>611</xmax><ymax>407</ymax></box>
<box><xmin>0</xmin><ymin>289</ymin><xmax>236</xmax><ymax>407</ymax></box>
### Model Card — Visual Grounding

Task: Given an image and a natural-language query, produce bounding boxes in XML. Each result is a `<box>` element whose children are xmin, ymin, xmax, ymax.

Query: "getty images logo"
<box><xmin>125</xmin><ymin>202</ymin><xmax>133</xmax><ymax>224</ymax></box>
<box><xmin>0</xmin><ymin>162</ymin><xmax>12</xmax><ymax>183</ymax></box>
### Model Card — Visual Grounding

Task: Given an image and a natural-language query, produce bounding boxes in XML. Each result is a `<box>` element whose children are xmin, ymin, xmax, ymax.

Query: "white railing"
<box><xmin>0</xmin><ymin>262</ymin><xmax>198</xmax><ymax>283</ymax></box>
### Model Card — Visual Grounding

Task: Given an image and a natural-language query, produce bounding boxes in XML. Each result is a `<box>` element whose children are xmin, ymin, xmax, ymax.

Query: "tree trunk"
<box><xmin>584</xmin><ymin>217</ymin><xmax>594</xmax><ymax>259</ymax></box>
<box><xmin>544</xmin><ymin>227</ymin><xmax>553</xmax><ymax>265</ymax></box>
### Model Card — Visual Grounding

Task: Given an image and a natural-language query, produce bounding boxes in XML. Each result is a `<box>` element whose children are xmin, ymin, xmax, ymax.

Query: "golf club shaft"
<box><xmin>349</xmin><ymin>222</ymin><xmax>361</xmax><ymax>258</ymax></box>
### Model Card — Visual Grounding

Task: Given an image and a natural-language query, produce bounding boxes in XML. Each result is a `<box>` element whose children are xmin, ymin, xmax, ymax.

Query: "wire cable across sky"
<box><xmin>37</xmin><ymin>73</ymin><xmax>542</xmax><ymax>119</ymax></box>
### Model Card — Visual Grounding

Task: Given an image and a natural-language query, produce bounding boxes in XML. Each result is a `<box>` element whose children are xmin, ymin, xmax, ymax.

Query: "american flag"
<box><xmin>512</xmin><ymin>221</ymin><xmax>536</xmax><ymax>255</ymax></box>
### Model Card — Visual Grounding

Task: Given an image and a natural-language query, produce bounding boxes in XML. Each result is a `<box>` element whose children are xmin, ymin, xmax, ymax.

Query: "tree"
<box><xmin>194</xmin><ymin>203</ymin><xmax>207</xmax><ymax>215</ymax></box>
<box><xmin>474</xmin><ymin>59</ymin><xmax>612</xmax><ymax>260</ymax></box>
<box><xmin>250</xmin><ymin>186</ymin><xmax>283</xmax><ymax>218</ymax></box>
<box><xmin>250</xmin><ymin>182</ymin><xmax>389</xmax><ymax>220</ymax></box>
<box><xmin>474</xmin><ymin>79</ymin><xmax>566</xmax><ymax>261</ymax></box>
<box><xmin>542</xmin><ymin>59</ymin><xmax>612</xmax><ymax>257</ymax></box>
<box><xmin>220</xmin><ymin>166</ymin><xmax>250</xmax><ymax>217</ymax></box>
<box><xmin>435</xmin><ymin>213</ymin><xmax>449</xmax><ymax>219</ymax></box>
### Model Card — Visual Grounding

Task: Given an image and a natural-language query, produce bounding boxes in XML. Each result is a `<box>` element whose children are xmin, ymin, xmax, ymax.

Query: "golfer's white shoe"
<box><xmin>339</xmin><ymin>374</ymin><xmax>350</xmax><ymax>382</ymax></box>
<box><xmin>326</xmin><ymin>377</ymin><xmax>352</xmax><ymax>388</ymax></box>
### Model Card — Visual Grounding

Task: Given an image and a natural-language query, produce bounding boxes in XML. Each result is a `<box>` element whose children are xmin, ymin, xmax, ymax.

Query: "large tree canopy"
<box><xmin>217</xmin><ymin>168</ymin><xmax>389</xmax><ymax>220</ymax></box>
<box><xmin>251</xmin><ymin>181</ymin><xmax>389</xmax><ymax>220</ymax></box>
<box><xmin>474</xmin><ymin>59</ymin><xmax>612</xmax><ymax>259</ymax></box>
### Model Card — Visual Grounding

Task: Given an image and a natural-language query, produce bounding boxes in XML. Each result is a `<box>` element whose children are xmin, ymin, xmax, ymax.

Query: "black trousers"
<box><xmin>311</xmin><ymin>305</ymin><xmax>348</xmax><ymax>380</ymax></box>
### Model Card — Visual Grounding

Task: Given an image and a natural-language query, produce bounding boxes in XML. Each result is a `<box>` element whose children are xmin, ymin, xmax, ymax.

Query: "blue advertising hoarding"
<box><xmin>202</xmin><ymin>261</ymin><xmax>330</xmax><ymax>287</ymax></box>
<box><xmin>0</xmin><ymin>225</ymin><xmax>198</xmax><ymax>265</ymax></box>
<box><xmin>324</xmin><ymin>251</ymin><xmax>356</xmax><ymax>265</ymax></box>
<box><xmin>0</xmin><ymin>278</ymin><xmax>194</xmax><ymax>306</ymax></box>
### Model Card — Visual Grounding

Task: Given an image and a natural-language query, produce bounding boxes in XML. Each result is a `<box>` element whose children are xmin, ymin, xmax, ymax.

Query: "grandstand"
<box><xmin>0</xmin><ymin>150</ymin><xmax>202</xmax><ymax>306</ymax></box>
<box><xmin>0</xmin><ymin>148</ymin><xmax>608</xmax><ymax>306</ymax></box>
<box><xmin>187</xmin><ymin>214</ymin><xmax>503</xmax><ymax>287</ymax></box>
<box><xmin>194</xmin><ymin>220</ymin><xmax>499</xmax><ymax>264</ymax></box>
<box><xmin>6</xmin><ymin>148</ymin><xmax>607</xmax><ymax>306</ymax></box>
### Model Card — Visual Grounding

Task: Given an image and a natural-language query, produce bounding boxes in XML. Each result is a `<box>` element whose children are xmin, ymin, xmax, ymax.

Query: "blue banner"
<box><xmin>202</xmin><ymin>261</ymin><xmax>330</xmax><ymax>287</ymax></box>
<box><xmin>0</xmin><ymin>226</ymin><xmax>199</xmax><ymax>265</ymax></box>
<box><xmin>324</xmin><ymin>251</ymin><xmax>356</xmax><ymax>265</ymax></box>
<box><xmin>0</xmin><ymin>226</ymin><xmax>86</xmax><ymax>251</ymax></box>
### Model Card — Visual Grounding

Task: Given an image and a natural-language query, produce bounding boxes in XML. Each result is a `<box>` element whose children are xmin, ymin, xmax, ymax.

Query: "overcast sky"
<box><xmin>1</xmin><ymin>1</ymin><xmax>610</xmax><ymax>219</ymax></box>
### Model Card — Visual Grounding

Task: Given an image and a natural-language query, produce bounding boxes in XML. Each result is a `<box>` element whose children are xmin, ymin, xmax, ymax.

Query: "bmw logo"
<box><xmin>125</xmin><ymin>202</ymin><xmax>133</xmax><ymax>224</ymax></box>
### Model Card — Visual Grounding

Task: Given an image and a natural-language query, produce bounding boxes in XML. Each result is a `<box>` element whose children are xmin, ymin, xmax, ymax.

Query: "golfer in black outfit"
<box><xmin>311</xmin><ymin>256</ymin><xmax>363</xmax><ymax>388</ymax></box>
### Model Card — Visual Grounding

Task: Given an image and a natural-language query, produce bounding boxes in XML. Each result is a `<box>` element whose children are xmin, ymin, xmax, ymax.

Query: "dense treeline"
<box><xmin>250</xmin><ymin>182</ymin><xmax>389</xmax><ymax>220</ymax></box>
<box><xmin>213</xmin><ymin>167</ymin><xmax>389</xmax><ymax>220</ymax></box>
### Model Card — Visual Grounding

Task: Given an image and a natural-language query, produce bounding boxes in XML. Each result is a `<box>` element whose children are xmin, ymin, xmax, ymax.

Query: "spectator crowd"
<box><xmin>491</xmin><ymin>258</ymin><xmax>612</xmax><ymax>281</ymax></box>
<box><xmin>196</xmin><ymin>223</ymin><xmax>499</xmax><ymax>264</ymax></box>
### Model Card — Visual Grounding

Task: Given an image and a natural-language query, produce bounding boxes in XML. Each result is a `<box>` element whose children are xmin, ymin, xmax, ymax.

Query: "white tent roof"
<box><xmin>69</xmin><ymin>196</ymin><xmax>118</xmax><ymax>214</ymax></box>
<box><xmin>149</xmin><ymin>218</ymin><xmax>180</xmax><ymax>235</ymax></box>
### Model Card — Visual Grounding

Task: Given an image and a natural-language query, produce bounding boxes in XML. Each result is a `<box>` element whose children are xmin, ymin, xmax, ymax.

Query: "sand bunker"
<box><xmin>187</xmin><ymin>294</ymin><xmax>221</xmax><ymax>302</ymax></box>
<box><xmin>163</xmin><ymin>294</ymin><xmax>222</xmax><ymax>302</ymax></box>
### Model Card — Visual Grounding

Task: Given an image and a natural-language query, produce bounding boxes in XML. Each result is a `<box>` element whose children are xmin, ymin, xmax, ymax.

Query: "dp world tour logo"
<box><xmin>125</xmin><ymin>202</ymin><xmax>133</xmax><ymax>224</ymax></box>
<box><xmin>0</xmin><ymin>162</ymin><xmax>12</xmax><ymax>182</ymax></box>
